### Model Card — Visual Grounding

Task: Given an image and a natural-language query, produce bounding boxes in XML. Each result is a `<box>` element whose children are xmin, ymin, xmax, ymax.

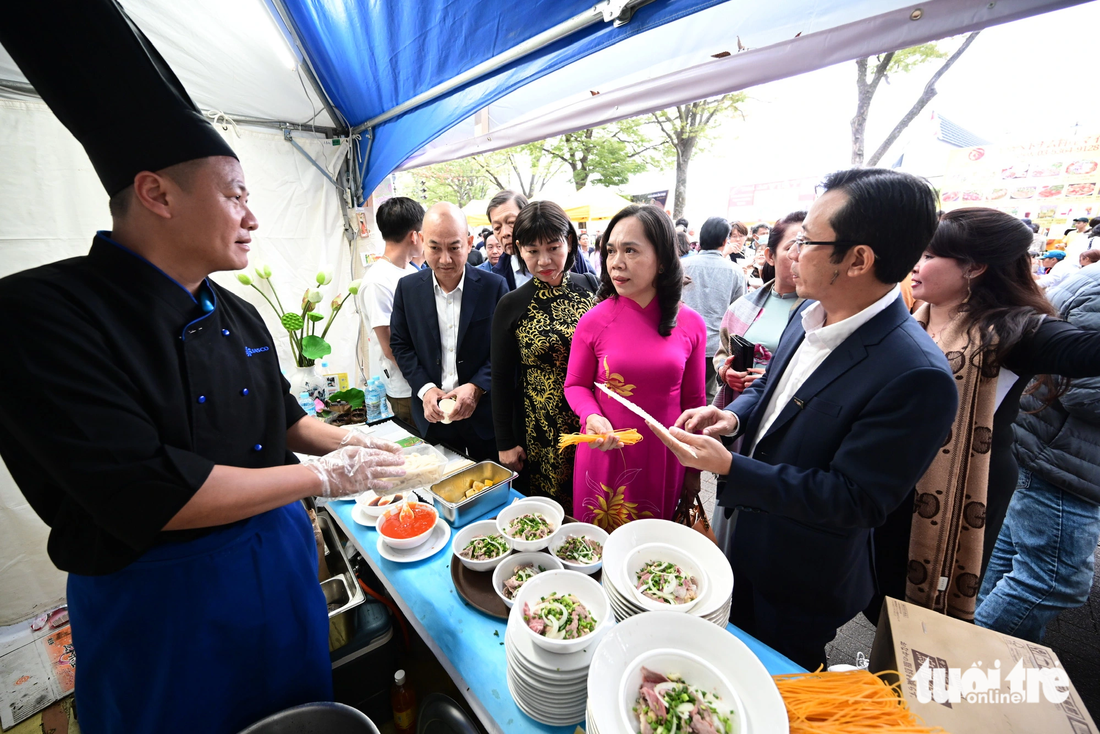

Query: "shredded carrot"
<box><xmin>773</xmin><ymin>668</ymin><xmax>946</xmax><ymax>733</ymax></box>
<box><xmin>557</xmin><ymin>428</ymin><xmax>643</xmax><ymax>451</ymax></box>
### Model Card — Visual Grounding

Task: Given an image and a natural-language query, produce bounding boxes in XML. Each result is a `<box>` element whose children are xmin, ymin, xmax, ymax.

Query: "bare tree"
<box><xmin>651</xmin><ymin>93</ymin><xmax>746</xmax><ymax>219</ymax></box>
<box><xmin>470</xmin><ymin>144</ymin><xmax>565</xmax><ymax>199</ymax></box>
<box><xmin>851</xmin><ymin>33</ymin><xmax>980</xmax><ymax>167</ymax></box>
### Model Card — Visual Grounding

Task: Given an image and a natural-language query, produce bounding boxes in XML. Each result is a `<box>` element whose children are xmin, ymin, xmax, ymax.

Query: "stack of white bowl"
<box><xmin>601</xmin><ymin>519</ymin><xmax>733</xmax><ymax>625</ymax></box>
<box><xmin>585</xmin><ymin>612</ymin><xmax>789</xmax><ymax>733</ymax></box>
<box><xmin>504</xmin><ymin>569</ymin><xmax>613</xmax><ymax>726</ymax></box>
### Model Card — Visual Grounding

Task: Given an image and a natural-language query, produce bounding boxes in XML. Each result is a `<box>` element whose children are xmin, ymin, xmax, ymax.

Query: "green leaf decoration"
<box><xmin>328</xmin><ymin>388</ymin><xmax>365</xmax><ymax>408</ymax></box>
<box><xmin>281</xmin><ymin>313</ymin><xmax>304</xmax><ymax>331</ymax></box>
<box><xmin>301</xmin><ymin>335</ymin><xmax>332</xmax><ymax>360</ymax></box>
<box><xmin>307</xmin><ymin>312</ymin><xmax>325</xmax><ymax>322</ymax></box>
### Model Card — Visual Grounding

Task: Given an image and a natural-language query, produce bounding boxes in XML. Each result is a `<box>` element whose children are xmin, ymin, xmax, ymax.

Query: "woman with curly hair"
<box><xmin>564</xmin><ymin>205</ymin><xmax>707</xmax><ymax>529</ymax></box>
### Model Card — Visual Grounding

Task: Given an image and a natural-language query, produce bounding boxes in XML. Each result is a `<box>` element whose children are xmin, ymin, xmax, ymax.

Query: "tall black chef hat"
<box><xmin>0</xmin><ymin>0</ymin><xmax>238</xmax><ymax>197</ymax></box>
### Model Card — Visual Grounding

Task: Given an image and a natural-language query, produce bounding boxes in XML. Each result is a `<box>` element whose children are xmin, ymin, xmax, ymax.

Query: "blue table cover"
<box><xmin>328</xmin><ymin>490</ymin><xmax>803</xmax><ymax>734</ymax></box>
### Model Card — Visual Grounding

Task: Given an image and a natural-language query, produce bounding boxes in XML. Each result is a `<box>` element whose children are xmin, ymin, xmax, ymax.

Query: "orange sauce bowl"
<box><xmin>377</xmin><ymin>499</ymin><xmax>439</xmax><ymax>550</ymax></box>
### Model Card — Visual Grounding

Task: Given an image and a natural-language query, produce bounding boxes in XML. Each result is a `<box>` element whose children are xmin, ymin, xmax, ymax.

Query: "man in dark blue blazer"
<box><xmin>390</xmin><ymin>203</ymin><xmax>508</xmax><ymax>461</ymax></box>
<box><xmin>664</xmin><ymin>169</ymin><xmax>959</xmax><ymax>670</ymax></box>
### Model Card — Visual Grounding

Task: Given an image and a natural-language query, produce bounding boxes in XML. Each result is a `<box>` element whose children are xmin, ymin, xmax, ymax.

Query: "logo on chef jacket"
<box><xmin>245</xmin><ymin>345</ymin><xmax>271</xmax><ymax>357</ymax></box>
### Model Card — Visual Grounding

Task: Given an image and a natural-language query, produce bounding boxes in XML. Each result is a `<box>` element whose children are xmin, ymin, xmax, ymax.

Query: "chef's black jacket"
<box><xmin>0</xmin><ymin>233</ymin><xmax>306</xmax><ymax>575</ymax></box>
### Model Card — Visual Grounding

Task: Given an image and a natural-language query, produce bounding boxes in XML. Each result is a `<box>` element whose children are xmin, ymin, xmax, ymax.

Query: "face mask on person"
<box><xmin>757</xmin><ymin>235</ymin><xmax>769</xmax><ymax>247</ymax></box>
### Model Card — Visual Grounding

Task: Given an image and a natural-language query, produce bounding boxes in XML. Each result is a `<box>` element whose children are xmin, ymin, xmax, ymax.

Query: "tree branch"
<box><xmin>867</xmin><ymin>31</ymin><xmax>980</xmax><ymax>167</ymax></box>
<box><xmin>866</xmin><ymin>51</ymin><xmax>895</xmax><ymax>99</ymax></box>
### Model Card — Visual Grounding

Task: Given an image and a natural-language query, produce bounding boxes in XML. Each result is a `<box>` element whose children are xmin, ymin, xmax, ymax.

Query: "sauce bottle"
<box><xmin>391</xmin><ymin>669</ymin><xmax>416</xmax><ymax>734</ymax></box>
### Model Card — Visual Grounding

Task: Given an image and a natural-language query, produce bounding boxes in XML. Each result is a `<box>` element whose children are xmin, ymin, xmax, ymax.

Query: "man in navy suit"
<box><xmin>665</xmin><ymin>169</ymin><xmax>959</xmax><ymax>670</ymax></box>
<box><xmin>390</xmin><ymin>203</ymin><xmax>508</xmax><ymax>461</ymax></box>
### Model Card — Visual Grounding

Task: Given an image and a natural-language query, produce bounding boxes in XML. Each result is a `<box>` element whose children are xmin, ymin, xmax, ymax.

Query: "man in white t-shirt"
<box><xmin>361</xmin><ymin>196</ymin><xmax>424</xmax><ymax>424</ymax></box>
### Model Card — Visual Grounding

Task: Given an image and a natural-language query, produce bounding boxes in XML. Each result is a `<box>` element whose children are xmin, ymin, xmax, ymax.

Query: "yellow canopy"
<box><xmin>462</xmin><ymin>198</ymin><xmax>491</xmax><ymax>228</ymax></box>
<box><xmin>560</xmin><ymin>186</ymin><xmax>633</xmax><ymax>222</ymax></box>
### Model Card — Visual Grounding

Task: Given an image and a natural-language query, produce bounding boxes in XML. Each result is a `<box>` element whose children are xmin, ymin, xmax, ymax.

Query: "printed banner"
<box><xmin>940</xmin><ymin>134</ymin><xmax>1100</xmax><ymax>237</ymax></box>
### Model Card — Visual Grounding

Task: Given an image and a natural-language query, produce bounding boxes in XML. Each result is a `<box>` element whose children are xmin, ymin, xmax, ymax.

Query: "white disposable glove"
<box><xmin>306</xmin><ymin>446</ymin><xmax>406</xmax><ymax>498</ymax></box>
<box><xmin>339</xmin><ymin>431</ymin><xmax>403</xmax><ymax>453</ymax></box>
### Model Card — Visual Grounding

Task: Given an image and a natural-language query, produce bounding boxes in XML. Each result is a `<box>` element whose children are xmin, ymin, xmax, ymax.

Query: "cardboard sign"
<box><xmin>870</xmin><ymin>597</ymin><xmax>1098</xmax><ymax>734</ymax></box>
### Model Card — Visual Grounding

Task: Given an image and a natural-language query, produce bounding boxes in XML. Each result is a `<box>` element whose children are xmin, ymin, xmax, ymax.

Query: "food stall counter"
<box><xmin>328</xmin><ymin>489</ymin><xmax>805</xmax><ymax>734</ymax></box>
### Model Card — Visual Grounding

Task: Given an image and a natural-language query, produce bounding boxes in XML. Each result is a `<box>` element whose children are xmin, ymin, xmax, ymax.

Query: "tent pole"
<box><xmin>284</xmin><ymin>129</ymin><xmax>341</xmax><ymax>191</ymax></box>
<box><xmin>351</xmin><ymin>0</ymin><xmax>655</xmax><ymax>135</ymax></box>
<box><xmin>357</xmin><ymin>128</ymin><xmax>374</xmax><ymax>206</ymax></box>
<box><xmin>267</xmin><ymin>0</ymin><xmax>349</xmax><ymax>133</ymax></box>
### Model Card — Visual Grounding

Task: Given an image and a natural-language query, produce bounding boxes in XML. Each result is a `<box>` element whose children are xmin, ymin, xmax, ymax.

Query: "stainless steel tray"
<box><xmin>316</xmin><ymin>510</ymin><xmax>366</xmax><ymax>619</ymax></box>
<box><xmin>427</xmin><ymin>461</ymin><xmax>516</xmax><ymax>527</ymax></box>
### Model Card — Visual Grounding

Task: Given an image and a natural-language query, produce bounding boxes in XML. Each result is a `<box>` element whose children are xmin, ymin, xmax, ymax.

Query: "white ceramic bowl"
<box><xmin>510</xmin><ymin>569</ymin><xmax>612</xmax><ymax>654</ymax></box>
<box><xmin>376</xmin><ymin>498</ymin><xmax>439</xmax><ymax>550</ymax></box>
<box><xmin>451</xmin><ymin>519</ymin><xmax>513</xmax><ymax>572</ymax></box>
<box><xmin>496</xmin><ymin>500</ymin><xmax>561</xmax><ymax>552</ymax></box>
<box><xmin>548</xmin><ymin>523</ymin><xmax>608</xmax><ymax>575</ymax></box>
<box><xmin>624</xmin><ymin>542</ymin><xmax>708</xmax><ymax>613</ymax></box>
<box><xmin>617</xmin><ymin>648</ymin><xmax>743</xmax><ymax>734</ymax></box>
<box><xmin>511</xmin><ymin>495</ymin><xmax>566</xmax><ymax>526</ymax></box>
<box><xmin>492</xmin><ymin>552</ymin><xmax>564</xmax><ymax>609</ymax></box>
<box><xmin>355</xmin><ymin>489</ymin><xmax>414</xmax><ymax>518</ymax></box>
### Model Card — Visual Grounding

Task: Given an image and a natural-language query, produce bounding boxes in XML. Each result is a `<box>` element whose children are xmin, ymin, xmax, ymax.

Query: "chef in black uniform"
<box><xmin>0</xmin><ymin>3</ymin><xmax>405</xmax><ymax>733</ymax></box>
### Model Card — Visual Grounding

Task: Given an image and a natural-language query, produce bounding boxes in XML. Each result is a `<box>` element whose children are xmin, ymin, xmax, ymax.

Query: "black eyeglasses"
<box><xmin>791</xmin><ymin>236</ymin><xmax>863</xmax><ymax>255</ymax></box>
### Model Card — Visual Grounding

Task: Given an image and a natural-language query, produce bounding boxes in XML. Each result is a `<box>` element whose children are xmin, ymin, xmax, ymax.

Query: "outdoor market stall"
<box><xmin>318</xmin><ymin>419</ymin><xmax>802</xmax><ymax>733</ymax></box>
<box><xmin>1</xmin><ymin>0</ymin><xmax>1097</xmax><ymax>730</ymax></box>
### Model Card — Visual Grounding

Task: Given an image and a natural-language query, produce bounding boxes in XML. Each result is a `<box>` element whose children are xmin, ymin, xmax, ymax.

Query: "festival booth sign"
<box><xmin>939</xmin><ymin>134</ymin><xmax>1100</xmax><ymax>240</ymax></box>
<box><xmin>871</xmin><ymin>597</ymin><xmax>1099</xmax><ymax>734</ymax></box>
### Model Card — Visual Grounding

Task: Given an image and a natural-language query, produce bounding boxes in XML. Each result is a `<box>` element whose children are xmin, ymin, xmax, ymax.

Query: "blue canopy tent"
<box><xmin>273</xmin><ymin>0</ymin><xmax>728</xmax><ymax>201</ymax></box>
<box><xmin>267</xmin><ymin>0</ymin><xmax>1088</xmax><ymax>201</ymax></box>
<box><xmin>1</xmin><ymin>0</ymin><xmax>1089</xmax><ymax>203</ymax></box>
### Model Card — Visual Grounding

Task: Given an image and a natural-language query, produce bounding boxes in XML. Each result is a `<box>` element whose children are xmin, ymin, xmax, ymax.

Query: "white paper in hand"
<box><xmin>595</xmin><ymin>383</ymin><xmax>698</xmax><ymax>458</ymax></box>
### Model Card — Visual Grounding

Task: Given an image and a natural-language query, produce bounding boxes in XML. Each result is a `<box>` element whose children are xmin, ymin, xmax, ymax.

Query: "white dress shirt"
<box><xmin>511</xmin><ymin>253</ymin><xmax>533</xmax><ymax>288</ymax></box>
<box><xmin>416</xmin><ymin>269</ymin><xmax>466</xmax><ymax>399</ymax></box>
<box><xmin>747</xmin><ymin>286</ymin><xmax>901</xmax><ymax>456</ymax></box>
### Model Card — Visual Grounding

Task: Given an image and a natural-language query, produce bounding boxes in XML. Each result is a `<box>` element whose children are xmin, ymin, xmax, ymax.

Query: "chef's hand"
<box><xmin>422</xmin><ymin>387</ymin><xmax>446</xmax><ymax>423</ymax></box>
<box><xmin>674</xmin><ymin>406</ymin><xmax>739</xmax><ymax>437</ymax></box>
<box><xmin>658</xmin><ymin>427</ymin><xmax>732</xmax><ymax>475</ymax></box>
<box><xmin>340</xmin><ymin>431</ymin><xmax>402</xmax><ymax>453</ymax></box>
<box><xmin>499</xmin><ymin>445</ymin><xmax>527</xmax><ymax>472</ymax></box>
<box><xmin>443</xmin><ymin>383</ymin><xmax>482</xmax><ymax>421</ymax></box>
<box><xmin>305</xmin><ymin>446</ymin><xmax>406</xmax><ymax>498</ymax></box>
<box><xmin>585</xmin><ymin>414</ymin><xmax>622</xmax><ymax>451</ymax></box>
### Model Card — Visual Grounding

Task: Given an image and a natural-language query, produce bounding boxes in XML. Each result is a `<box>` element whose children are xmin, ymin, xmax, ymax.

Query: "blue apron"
<box><xmin>67</xmin><ymin>503</ymin><xmax>332</xmax><ymax>734</ymax></box>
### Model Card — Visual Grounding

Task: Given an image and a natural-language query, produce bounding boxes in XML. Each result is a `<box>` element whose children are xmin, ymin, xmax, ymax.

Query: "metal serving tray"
<box><xmin>316</xmin><ymin>510</ymin><xmax>366</xmax><ymax>619</ymax></box>
<box><xmin>427</xmin><ymin>461</ymin><xmax>516</xmax><ymax>527</ymax></box>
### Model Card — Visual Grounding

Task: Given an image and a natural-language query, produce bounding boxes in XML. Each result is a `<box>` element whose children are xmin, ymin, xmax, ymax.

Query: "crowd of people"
<box><xmin>360</xmin><ymin>170</ymin><xmax>1100</xmax><ymax>669</ymax></box>
<box><xmin>6</xmin><ymin>3</ymin><xmax>1096</xmax><ymax>731</ymax></box>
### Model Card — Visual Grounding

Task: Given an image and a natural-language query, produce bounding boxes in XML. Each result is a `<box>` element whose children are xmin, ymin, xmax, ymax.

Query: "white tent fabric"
<box><xmin>0</xmin><ymin>0</ymin><xmax>335</xmax><ymax>131</ymax></box>
<box><xmin>0</xmin><ymin>99</ymin><xmax>365</xmax><ymax>625</ymax></box>
<box><xmin>402</xmin><ymin>0</ymin><xmax>1087</xmax><ymax>170</ymax></box>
